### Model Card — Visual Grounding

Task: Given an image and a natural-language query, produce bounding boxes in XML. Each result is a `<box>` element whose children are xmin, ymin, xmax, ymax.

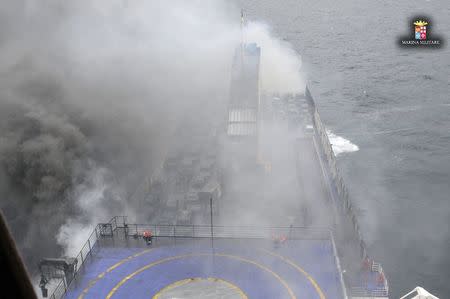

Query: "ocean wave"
<box><xmin>327</xmin><ymin>131</ymin><xmax>359</xmax><ymax>156</ymax></box>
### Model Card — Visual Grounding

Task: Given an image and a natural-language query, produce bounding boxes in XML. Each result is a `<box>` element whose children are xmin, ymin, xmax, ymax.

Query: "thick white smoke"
<box><xmin>245</xmin><ymin>22</ymin><xmax>305</xmax><ymax>93</ymax></box>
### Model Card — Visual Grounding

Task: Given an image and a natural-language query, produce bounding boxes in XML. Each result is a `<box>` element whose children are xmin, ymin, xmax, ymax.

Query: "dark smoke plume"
<box><xmin>0</xmin><ymin>0</ymin><xmax>303</xmax><ymax>273</ymax></box>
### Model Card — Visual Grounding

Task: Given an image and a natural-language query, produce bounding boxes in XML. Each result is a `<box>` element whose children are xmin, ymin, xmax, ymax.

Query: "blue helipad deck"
<box><xmin>64</xmin><ymin>237</ymin><xmax>343</xmax><ymax>299</ymax></box>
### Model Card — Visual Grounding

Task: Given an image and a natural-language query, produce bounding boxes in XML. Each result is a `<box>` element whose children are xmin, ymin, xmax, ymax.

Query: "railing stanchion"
<box><xmin>62</xmin><ymin>277</ymin><xmax>67</xmax><ymax>293</ymax></box>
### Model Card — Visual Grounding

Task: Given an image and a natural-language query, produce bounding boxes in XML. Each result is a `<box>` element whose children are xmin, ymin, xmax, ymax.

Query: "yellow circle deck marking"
<box><xmin>77</xmin><ymin>249</ymin><xmax>153</xmax><ymax>299</ymax></box>
<box><xmin>105</xmin><ymin>253</ymin><xmax>296</xmax><ymax>299</ymax></box>
<box><xmin>152</xmin><ymin>277</ymin><xmax>248</xmax><ymax>299</ymax></box>
<box><xmin>152</xmin><ymin>278</ymin><xmax>195</xmax><ymax>299</ymax></box>
<box><xmin>262</xmin><ymin>249</ymin><xmax>326</xmax><ymax>299</ymax></box>
<box><xmin>215</xmin><ymin>253</ymin><xmax>295</xmax><ymax>299</ymax></box>
<box><xmin>207</xmin><ymin>277</ymin><xmax>248</xmax><ymax>299</ymax></box>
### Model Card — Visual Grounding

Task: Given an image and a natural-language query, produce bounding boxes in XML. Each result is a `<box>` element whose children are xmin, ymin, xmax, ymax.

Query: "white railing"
<box><xmin>124</xmin><ymin>222</ymin><xmax>331</xmax><ymax>240</ymax></box>
<box><xmin>351</xmin><ymin>286</ymin><xmax>389</xmax><ymax>297</ymax></box>
<box><xmin>372</xmin><ymin>261</ymin><xmax>381</xmax><ymax>272</ymax></box>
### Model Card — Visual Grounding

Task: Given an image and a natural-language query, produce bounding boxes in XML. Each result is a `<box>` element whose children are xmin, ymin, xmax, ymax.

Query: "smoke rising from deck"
<box><xmin>0</xmin><ymin>0</ymin><xmax>304</xmax><ymax>266</ymax></box>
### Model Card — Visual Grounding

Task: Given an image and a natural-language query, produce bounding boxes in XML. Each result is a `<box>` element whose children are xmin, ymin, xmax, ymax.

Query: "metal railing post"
<box><xmin>63</xmin><ymin>277</ymin><xmax>67</xmax><ymax>293</ymax></box>
<box><xmin>124</xmin><ymin>223</ymin><xmax>128</xmax><ymax>238</ymax></box>
<box><xmin>88</xmin><ymin>239</ymin><xmax>92</xmax><ymax>257</ymax></box>
<box><xmin>330</xmin><ymin>230</ymin><xmax>349</xmax><ymax>299</ymax></box>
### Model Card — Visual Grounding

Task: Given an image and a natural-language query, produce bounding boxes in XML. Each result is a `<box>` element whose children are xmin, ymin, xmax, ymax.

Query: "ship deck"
<box><xmin>59</xmin><ymin>93</ymin><xmax>348</xmax><ymax>299</ymax></box>
<box><xmin>64</xmin><ymin>236</ymin><xmax>343</xmax><ymax>299</ymax></box>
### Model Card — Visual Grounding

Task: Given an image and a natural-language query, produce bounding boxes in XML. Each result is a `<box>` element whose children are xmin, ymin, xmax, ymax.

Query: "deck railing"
<box><xmin>46</xmin><ymin>216</ymin><xmax>118</xmax><ymax>299</ymax></box>
<box><xmin>351</xmin><ymin>286</ymin><xmax>389</xmax><ymax>297</ymax></box>
<box><xmin>124</xmin><ymin>222</ymin><xmax>331</xmax><ymax>240</ymax></box>
<box><xmin>306</xmin><ymin>86</ymin><xmax>369</xmax><ymax>260</ymax></box>
<box><xmin>46</xmin><ymin>216</ymin><xmax>335</xmax><ymax>299</ymax></box>
<box><xmin>305</xmin><ymin>86</ymin><xmax>389</xmax><ymax>297</ymax></box>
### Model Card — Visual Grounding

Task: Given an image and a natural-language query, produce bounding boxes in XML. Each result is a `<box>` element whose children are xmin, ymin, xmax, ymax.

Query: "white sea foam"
<box><xmin>327</xmin><ymin>131</ymin><xmax>359</xmax><ymax>156</ymax></box>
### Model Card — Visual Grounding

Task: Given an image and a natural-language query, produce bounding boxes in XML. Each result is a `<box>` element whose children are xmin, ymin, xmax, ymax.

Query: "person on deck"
<box><xmin>143</xmin><ymin>230</ymin><xmax>153</xmax><ymax>245</ymax></box>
